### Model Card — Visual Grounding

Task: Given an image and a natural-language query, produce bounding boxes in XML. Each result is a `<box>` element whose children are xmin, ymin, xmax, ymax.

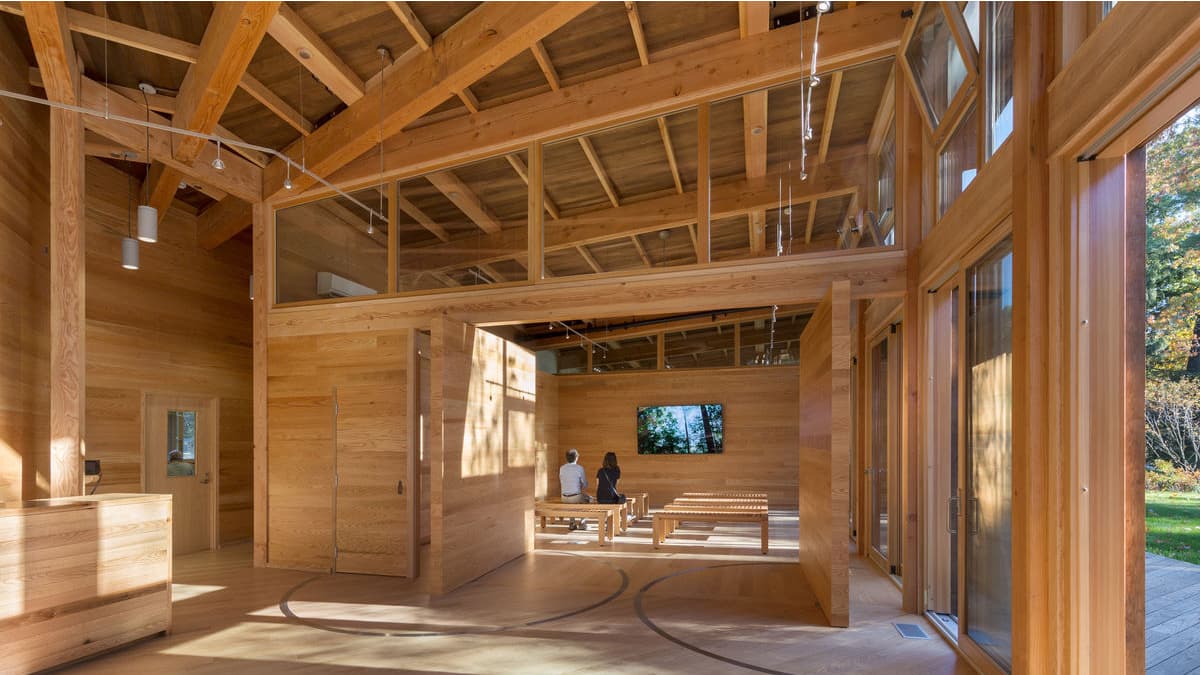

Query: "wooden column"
<box><xmin>252</xmin><ymin>201</ymin><xmax>269</xmax><ymax>566</ymax></box>
<box><xmin>896</xmin><ymin>66</ymin><xmax>923</xmax><ymax>614</ymax></box>
<box><xmin>527</xmin><ymin>141</ymin><xmax>544</xmax><ymax>282</ymax></box>
<box><xmin>1011</xmin><ymin>3</ymin><xmax>1059</xmax><ymax>672</ymax></box>
<box><xmin>696</xmin><ymin>101</ymin><xmax>711</xmax><ymax>264</ymax></box>
<box><xmin>49</xmin><ymin>106</ymin><xmax>84</xmax><ymax>499</ymax></box>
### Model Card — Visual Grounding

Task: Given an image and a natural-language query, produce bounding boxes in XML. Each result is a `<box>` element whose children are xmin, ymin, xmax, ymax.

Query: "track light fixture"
<box><xmin>283</xmin><ymin>160</ymin><xmax>293</xmax><ymax>190</ymax></box>
<box><xmin>123</xmin><ymin>173</ymin><xmax>139</xmax><ymax>270</ymax></box>
<box><xmin>816</xmin><ymin>1</ymin><xmax>831</xmax><ymax>14</ymax></box>
<box><xmin>212</xmin><ymin>140</ymin><xmax>225</xmax><ymax>171</ymax></box>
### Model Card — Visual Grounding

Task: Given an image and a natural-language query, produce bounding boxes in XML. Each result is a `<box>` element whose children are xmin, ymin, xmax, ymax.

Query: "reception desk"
<box><xmin>0</xmin><ymin>493</ymin><xmax>172</xmax><ymax>673</ymax></box>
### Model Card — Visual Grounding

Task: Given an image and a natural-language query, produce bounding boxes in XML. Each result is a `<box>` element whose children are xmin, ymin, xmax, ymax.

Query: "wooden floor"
<box><xmin>1147</xmin><ymin>552</ymin><xmax>1200</xmax><ymax>674</ymax></box>
<box><xmin>68</xmin><ymin>510</ymin><xmax>970</xmax><ymax>674</ymax></box>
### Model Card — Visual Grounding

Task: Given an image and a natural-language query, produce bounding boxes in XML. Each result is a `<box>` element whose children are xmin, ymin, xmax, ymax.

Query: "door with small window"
<box><xmin>145</xmin><ymin>394</ymin><xmax>216</xmax><ymax>555</ymax></box>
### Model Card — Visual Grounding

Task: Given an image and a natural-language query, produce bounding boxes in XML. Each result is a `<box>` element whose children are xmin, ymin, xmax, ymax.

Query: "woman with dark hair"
<box><xmin>596</xmin><ymin>452</ymin><xmax>625</xmax><ymax>504</ymax></box>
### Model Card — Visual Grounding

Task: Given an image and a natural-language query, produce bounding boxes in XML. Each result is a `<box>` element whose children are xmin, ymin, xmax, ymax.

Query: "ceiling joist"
<box><xmin>263</xmin><ymin>2</ymin><xmax>595</xmax><ymax>200</ymax></box>
<box><xmin>400</xmin><ymin>154</ymin><xmax>866</xmax><ymax>274</ymax></box>
<box><xmin>267</xmin><ymin>3</ymin><xmax>365</xmax><ymax>105</ymax></box>
<box><xmin>322</xmin><ymin>4</ymin><xmax>904</xmax><ymax>204</ymax></box>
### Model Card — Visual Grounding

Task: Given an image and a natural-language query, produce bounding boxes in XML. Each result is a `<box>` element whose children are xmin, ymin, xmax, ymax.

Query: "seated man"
<box><xmin>559</xmin><ymin>448</ymin><xmax>592</xmax><ymax>530</ymax></box>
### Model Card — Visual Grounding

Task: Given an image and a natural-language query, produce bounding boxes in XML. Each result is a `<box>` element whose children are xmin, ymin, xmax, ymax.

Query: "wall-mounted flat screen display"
<box><xmin>637</xmin><ymin>404</ymin><xmax>724</xmax><ymax>454</ymax></box>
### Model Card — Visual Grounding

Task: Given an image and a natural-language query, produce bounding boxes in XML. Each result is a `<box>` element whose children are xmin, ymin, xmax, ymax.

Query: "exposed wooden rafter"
<box><xmin>399</xmin><ymin>155</ymin><xmax>866</xmax><ymax>274</ymax></box>
<box><xmin>268</xmin><ymin>3</ymin><xmax>365</xmax><ymax>105</ymax></box>
<box><xmin>1</xmin><ymin>1</ymin><xmax>312</xmax><ymax>137</ymax></box>
<box><xmin>577</xmin><ymin>245</ymin><xmax>604</xmax><ymax>273</ymax></box>
<box><xmin>394</xmin><ymin>193</ymin><xmax>450</xmax><ymax>242</ymax></box>
<box><xmin>622</xmin><ymin>0</ymin><xmax>684</xmax><ymax>200</ymax></box>
<box><xmin>22</xmin><ymin>2</ymin><xmax>77</xmax><ymax>104</ymax></box>
<box><xmin>817</xmin><ymin>70</ymin><xmax>844</xmax><ymax>167</ymax></box>
<box><xmin>323</xmin><ymin>4</ymin><xmax>903</xmax><ymax>203</ymax></box>
<box><xmin>426</xmin><ymin>171</ymin><xmax>502</xmax><ymax>234</ymax></box>
<box><xmin>739</xmin><ymin>1</ymin><xmax>771</xmax><ymax>255</ymax></box>
<box><xmin>804</xmin><ymin>200</ymin><xmax>818</xmax><ymax>244</ymax></box>
<box><xmin>577</xmin><ymin>136</ymin><xmax>619</xmax><ymax>207</ymax></box>
<box><xmin>146</xmin><ymin>2</ymin><xmax>278</xmax><ymax>224</ymax></box>
<box><xmin>505</xmin><ymin>153</ymin><xmax>560</xmax><ymax>219</ymax></box>
<box><xmin>631</xmin><ymin>235</ymin><xmax>652</xmax><ymax>267</ymax></box>
<box><xmin>263</xmin><ymin>2</ymin><xmax>594</xmax><ymax>200</ymax></box>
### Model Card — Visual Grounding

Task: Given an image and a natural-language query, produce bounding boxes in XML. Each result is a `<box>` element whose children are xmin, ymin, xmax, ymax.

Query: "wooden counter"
<box><xmin>0</xmin><ymin>493</ymin><xmax>172</xmax><ymax>673</ymax></box>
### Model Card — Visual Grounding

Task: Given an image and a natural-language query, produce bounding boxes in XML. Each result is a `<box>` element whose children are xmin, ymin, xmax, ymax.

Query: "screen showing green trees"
<box><xmin>637</xmin><ymin>404</ymin><xmax>724</xmax><ymax>454</ymax></box>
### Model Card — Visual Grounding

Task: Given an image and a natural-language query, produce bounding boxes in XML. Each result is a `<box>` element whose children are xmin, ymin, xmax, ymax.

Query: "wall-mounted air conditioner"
<box><xmin>316</xmin><ymin>272</ymin><xmax>378</xmax><ymax>298</ymax></box>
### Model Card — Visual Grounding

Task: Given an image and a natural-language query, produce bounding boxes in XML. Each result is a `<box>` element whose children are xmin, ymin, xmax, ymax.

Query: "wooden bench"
<box><xmin>681</xmin><ymin>491</ymin><xmax>768</xmax><ymax>499</ymax></box>
<box><xmin>533</xmin><ymin>503</ymin><xmax>610</xmax><ymax>546</ymax></box>
<box><xmin>539</xmin><ymin>500</ymin><xmax>629</xmax><ymax>538</ymax></box>
<box><xmin>653</xmin><ymin>509</ymin><xmax>770</xmax><ymax>554</ymax></box>
<box><xmin>623</xmin><ymin>492</ymin><xmax>648</xmax><ymax>520</ymax></box>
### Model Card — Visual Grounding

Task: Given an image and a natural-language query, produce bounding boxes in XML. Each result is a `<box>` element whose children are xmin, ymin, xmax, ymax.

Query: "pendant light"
<box><xmin>136</xmin><ymin>85</ymin><xmax>158</xmax><ymax>242</ymax></box>
<box><xmin>122</xmin><ymin>173</ymin><xmax>139</xmax><ymax>270</ymax></box>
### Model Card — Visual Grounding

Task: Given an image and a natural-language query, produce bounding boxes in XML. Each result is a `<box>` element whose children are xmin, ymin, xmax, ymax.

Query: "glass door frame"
<box><xmin>865</xmin><ymin>319</ymin><xmax>906</xmax><ymax>578</ymax></box>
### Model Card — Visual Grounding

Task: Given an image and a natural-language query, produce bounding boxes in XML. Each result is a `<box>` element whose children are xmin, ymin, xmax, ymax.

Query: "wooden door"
<box><xmin>334</xmin><ymin>384</ymin><xmax>413</xmax><ymax>576</ymax></box>
<box><xmin>145</xmin><ymin>394</ymin><xmax>216</xmax><ymax>555</ymax></box>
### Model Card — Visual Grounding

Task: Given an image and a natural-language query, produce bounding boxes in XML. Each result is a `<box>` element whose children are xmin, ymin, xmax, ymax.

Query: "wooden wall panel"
<box><xmin>553</xmin><ymin>368</ymin><xmax>800</xmax><ymax>507</ymax></box>
<box><xmin>83</xmin><ymin>159</ymin><xmax>252</xmax><ymax>545</ymax></box>
<box><xmin>266</xmin><ymin>329</ymin><xmax>410</xmax><ymax>570</ymax></box>
<box><xmin>0</xmin><ymin>495</ymin><xmax>172</xmax><ymax>673</ymax></box>
<box><xmin>430</xmin><ymin>317</ymin><xmax>535</xmax><ymax>595</ymax></box>
<box><xmin>0</xmin><ymin>18</ymin><xmax>51</xmax><ymax>503</ymax></box>
<box><xmin>797</xmin><ymin>281</ymin><xmax>851</xmax><ymax>628</ymax></box>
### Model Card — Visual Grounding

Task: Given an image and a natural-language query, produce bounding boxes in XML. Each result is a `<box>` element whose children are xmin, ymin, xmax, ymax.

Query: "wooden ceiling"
<box><xmin>4</xmin><ymin>1</ymin><xmax>902</xmax><ymax>302</ymax></box>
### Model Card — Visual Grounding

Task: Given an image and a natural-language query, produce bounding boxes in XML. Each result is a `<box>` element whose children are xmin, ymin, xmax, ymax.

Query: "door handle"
<box><xmin>967</xmin><ymin>497</ymin><xmax>979</xmax><ymax>535</ymax></box>
<box><xmin>947</xmin><ymin>496</ymin><xmax>959</xmax><ymax>535</ymax></box>
<box><xmin>397</xmin><ymin>479</ymin><xmax>404</xmax><ymax>495</ymax></box>
<box><xmin>199</xmin><ymin>472</ymin><xmax>211</xmax><ymax>485</ymax></box>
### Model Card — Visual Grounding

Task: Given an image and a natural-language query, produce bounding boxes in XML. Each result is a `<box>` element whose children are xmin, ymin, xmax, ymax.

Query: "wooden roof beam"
<box><xmin>198</xmin><ymin>198</ymin><xmax>253</xmax><ymax>250</ymax></box>
<box><xmin>740</xmin><ymin>2</ymin><xmax>771</xmax><ymax>256</ymax></box>
<box><xmin>578</xmin><ymin>136</ymin><xmax>619</xmax><ymax>207</ymax></box>
<box><xmin>426</xmin><ymin>171</ymin><xmax>502</xmax><ymax>234</ymax></box>
<box><xmin>2</xmin><ymin>2</ymin><xmax>312</xmax><ymax>137</ymax></box>
<box><xmin>623</xmin><ymin>2</ymin><xmax>650</xmax><ymax>66</ymax></box>
<box><xmin>394</xmin><ymin>193</ymin><xmax>450</xmax><ymax>242</ymax></box>
<box><xmin>817</xmin><ymin>70</ymin><xmax>844</xmax><ymax>167</ymax></box>
<box><xmin>146</xmin><ymin>1</ymin><xmax>278</xmax><ymax>223</ymax></box>
<box><xmin>268</xmin><ymin>3</ymin><xmax>365</xmax><ymax>105</ymax></box>
<box><xmin>22</xmin><ymin>2</ymin><xmax>78</xmax><ymax>104</ymax></box>
<box><xmin>78</xmin><ymin>76</ymin><xmax>260</xmax><ymax>203</ymax></box>
<box><xmin>384</xmin><ymin>2</ymin><xmax>479</xmax><ymax>116</ymax></box>
<box><xmin>531</xmin><ymin>40</ymin><xmax>560</xmax><ymax>90</ymax></box>
<box><xmin>263</xmin><ymin>2</ymin><xmax>593</xmax><ymax>200</ymax></box>
<box><xmin>324</xmin><ymin>3</ymin><xmax>903</xmax><ymax>199</ymax></box>
<box><xmin>577</xmin><ymin>245</ymin><xmax>604</xmax><ymax>273</ymax></box>
<box><xmin>505</xmin><ymin>153</ymin><xmax>560</xmax><ymax>219</ymax></box>
<box><xmin>401</xmin><ymin>154</ymin><xmax>866</xmax><ymax>273</ymax></box>
<box><xmin>804</xmin><ymin>199</ymin><xmax>819</xmax><ymax>244</ymax></box>
<box><xmin>631</xmin><ymin>235</ymin><xmax>652</xmax><ymax>267</ymax></box>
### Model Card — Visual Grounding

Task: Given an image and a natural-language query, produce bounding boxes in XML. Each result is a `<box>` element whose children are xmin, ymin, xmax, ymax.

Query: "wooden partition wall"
<box><xmin>797</xmin><ymin>281</ymin><xmax>851</xmax><ymax>628</ymax></box>
<box><xmin>429</xmin><ymin>317</ymin><xmax>537</xmax><ymax>594</ymax></box>
<box><xmin>553</xmin><ymin>367</ymin><xmax>800</xmax><ymax>507</ymax></box>
<box><xmin>266</xmin><ymin>327</ymin><xmax>414</xmax><ymax>573</ymax></box>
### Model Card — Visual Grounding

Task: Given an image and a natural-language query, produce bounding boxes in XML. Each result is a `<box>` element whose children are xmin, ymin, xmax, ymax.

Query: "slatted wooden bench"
<box><xmin>653</xmin><ymin>508</ymin><xmax>770</xmax><ymax>554</ymax></box>
<box><xmin>533</xmin><ymin>502</ymin><xmax>611</xmax><ymax>546</ymax></box>
<box><xmin>539</xmin><ymin>500</ymin><xmax>629</xmax><ymax>538</ymax></box>
<box><xmin>623</xmin><ymin>492</ymin><xmax>648</xmax><ymax>520</ymax></box>
<box><xmin>681</xmin><ymin>491</ymin><xmax>768</xmax><ymax>499</ymax></box>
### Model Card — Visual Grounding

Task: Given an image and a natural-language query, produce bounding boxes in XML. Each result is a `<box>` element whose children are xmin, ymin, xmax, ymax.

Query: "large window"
<box><xmin>904</xmin><ymin>3</ymin><xmax>973</xmax><ymax>130</ymax></box>
<box><xmin>984</xmin><ymin>2</ymin><xmax>1015</xmax><ymax>157</ymax></box>
<box><xmin>965</xmin><ymin>238</ymin><xmax>1014</xmax><ymax>671</ymax></box>
<box><xmin>938</xmin><ymin>101</ymin><xmax>980</xmax><ymax>219</ymax></box>
<box><xmin>276</xmin><ymin>187</ymin><xmax>388</xmax><ymax>304</ymax></box>
<box><xmin>877</xmin><ymin>123</ymin><xmax>896</xmax><ymax>243</ymax></box>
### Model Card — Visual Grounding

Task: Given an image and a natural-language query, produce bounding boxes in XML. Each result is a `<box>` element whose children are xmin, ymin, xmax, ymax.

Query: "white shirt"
<box><xmin>559</xmin><ymin>462</ymin><xmax>587</xmax><ymax>496</ymax></box>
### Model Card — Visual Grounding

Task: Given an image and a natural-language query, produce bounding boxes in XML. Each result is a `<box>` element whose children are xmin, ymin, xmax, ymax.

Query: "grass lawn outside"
<box><xmin>1147</xmin><ymin>490</ymin><xmax>1200</xmax><ymax>565</ymax></box>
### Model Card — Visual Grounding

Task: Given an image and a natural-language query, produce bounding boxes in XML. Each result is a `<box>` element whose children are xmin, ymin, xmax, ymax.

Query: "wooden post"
<box><xmin>49</xmin><ymin>106</ymin><xmax>84</xmax><ymax>499</ymax></box>
<box><xmin>1011</xmin><ymin>3</ymin><xmax>1058</xmax><ymax>672</ymax></box>
<box><xmin>696</xmin><ymin>101</ymin><xmax>711</xmax><ymax>264</ymax></box>
<box><xmin>252</xmin><ymin>201</ymin><xmax>269</xmax><ymax>566</ymax></box>
<box><xmin>527</xmin><ymin>141</ymin><xmax>544</xmax><ymax>282</ymax></box>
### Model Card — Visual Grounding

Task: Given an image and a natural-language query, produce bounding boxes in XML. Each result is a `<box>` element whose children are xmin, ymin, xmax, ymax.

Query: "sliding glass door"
<box><xmin>964</xmin><ymin>238</ymin><xmax>1014</xmax><ymax>671</ymax></box>
<box><xmin>925</xmin><ymin>283</ymin><xmax>960</xmax><ymax>629</ymax></box>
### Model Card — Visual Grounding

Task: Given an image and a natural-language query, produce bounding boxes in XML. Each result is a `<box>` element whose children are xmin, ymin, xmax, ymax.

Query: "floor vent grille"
<box><xmin>894</xmin><ymin>622</ymin><xmax>931</xmax><ymax>640</ymax></box>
